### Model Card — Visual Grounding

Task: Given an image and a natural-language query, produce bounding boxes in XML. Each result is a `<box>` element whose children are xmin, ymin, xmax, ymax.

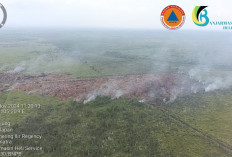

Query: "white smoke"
<box><xmin>7</xmin><ymin>61</ymin><xmax>27</xmax><ymax>74</ymax></box>
<box><xmin>83</xmin><ymin>80</ymin><xmax>125</xmax><ymax>103</ymax></box>
<box><xmin>84</xmin><ymin>94</ymin><xmax>97</xmax><ymax>104</ymax></box>
<box><xmin>205</xmin><ymin>77</ymin><xmax>232</xmax><ymax>92</ymax></box>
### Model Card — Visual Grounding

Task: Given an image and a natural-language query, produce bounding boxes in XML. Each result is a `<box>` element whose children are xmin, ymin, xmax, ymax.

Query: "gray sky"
<box><xmin>1</xmin><ymin>0</ymin><xmax>232</xmax><ymax>29</ymax></box>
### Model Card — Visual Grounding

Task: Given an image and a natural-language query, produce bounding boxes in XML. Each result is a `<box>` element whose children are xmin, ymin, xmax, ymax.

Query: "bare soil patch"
<box><xmin>0</xmin><ymin>73</ymin><xmax>203</xmax><ymax>102</ymax></box>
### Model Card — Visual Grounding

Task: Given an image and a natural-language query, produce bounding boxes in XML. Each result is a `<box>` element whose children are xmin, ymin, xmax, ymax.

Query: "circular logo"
<box><xmin>0</xmin><ymin>3</ymin><xmax>7</xmax><ymax>28</ymax></box>
<box><xmin>161</xmin><ymin>5</ymin><xmax>185</xmax><ymax>30</ymax></box>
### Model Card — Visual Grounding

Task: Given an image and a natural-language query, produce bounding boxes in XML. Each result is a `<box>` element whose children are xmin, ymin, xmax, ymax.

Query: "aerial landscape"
<box><xmin>0</xmin><ymin>29</ymin><xmax>232</xmax><ymax>156</ymax></box>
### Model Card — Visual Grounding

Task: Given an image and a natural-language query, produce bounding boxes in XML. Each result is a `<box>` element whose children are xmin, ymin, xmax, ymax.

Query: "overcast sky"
<box><xmin>1</xmin><ymin>0</ymin><xmax>231</xmax><ymax>30</ymax></box>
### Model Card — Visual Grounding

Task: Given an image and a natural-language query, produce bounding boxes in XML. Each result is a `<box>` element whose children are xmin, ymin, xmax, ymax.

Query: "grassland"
<box><xmin>1</xmin><ymin>30</ymin><xmax>232</xmax><ymax>78</ymax></box>
<box><xmin>0</xmin><ymin>91</ymin><xmax>230</xmax><ymax>157</ymax></box>
<box><xmin>166</xmin><ymin>89</ymin><xmax>232</xmax><ymax>147</ymax></box>
<box><xmin>1</xmin><ymin>29</ymin><xmax>232</xmax><ymax>156</ymax></box>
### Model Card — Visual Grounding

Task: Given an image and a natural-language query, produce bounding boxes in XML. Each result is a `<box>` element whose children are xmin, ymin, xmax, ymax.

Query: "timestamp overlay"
<box><xmin>0</xmin><ymin>104</ymin><xmax>43</xmax><ymax>157</ymax></box>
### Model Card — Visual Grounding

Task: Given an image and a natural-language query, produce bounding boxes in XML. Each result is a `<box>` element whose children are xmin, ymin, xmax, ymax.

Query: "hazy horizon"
<box><xmin>1</xmin><ymin>0</ymin><xmax>232</xmax><ymax>30</ymax></box>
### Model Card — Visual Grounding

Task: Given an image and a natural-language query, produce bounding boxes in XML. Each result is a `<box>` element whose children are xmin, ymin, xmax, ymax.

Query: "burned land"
<box><xmin>1</xmin><ymin>30</ymin><xmax>232</xmax><ymax>156</ymax></box>
<box><xmin>0</xmin><ymin>72</ymin><xmax>202</xmax><ymax>103</ymax></box>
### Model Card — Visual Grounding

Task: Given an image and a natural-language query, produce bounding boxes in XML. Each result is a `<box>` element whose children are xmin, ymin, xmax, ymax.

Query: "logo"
<box><xmin>161</xmin><ymin>5</ymin><xmax>185</xmax><ymax>30</ymax></box>
<box><xmin>192</xmin><ymin>6</ymin><xmax>209</xmax><ymax>27</ymax></box>
<box><xmin>0</xmin><ymin>3</ymin><xmax>7</xmax><ymax>28</ymax></box>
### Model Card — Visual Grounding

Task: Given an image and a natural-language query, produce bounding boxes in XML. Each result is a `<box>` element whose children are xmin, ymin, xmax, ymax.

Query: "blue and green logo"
<box><xmin>192</xmin><ymin>6</ymin><xmax>209</xmax><ymax>27</ymax></box>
